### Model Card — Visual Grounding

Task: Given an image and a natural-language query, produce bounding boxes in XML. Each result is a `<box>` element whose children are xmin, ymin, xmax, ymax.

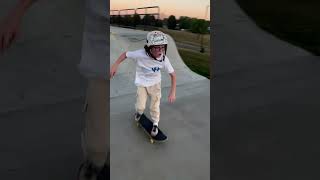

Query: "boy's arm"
<box><xmin>110</xmin><ymin>52</ymin><xmax>127</xmax><ymax>79</ymax></box>
<box><xmin>168</xmin><ymin>72</ymin><xmax>176</xmax><ymax>103</ymax></box>
<box><xmin>0</xmin><ymin>0</ymin><xmax>38</xmax><ymax>53</ymax></box>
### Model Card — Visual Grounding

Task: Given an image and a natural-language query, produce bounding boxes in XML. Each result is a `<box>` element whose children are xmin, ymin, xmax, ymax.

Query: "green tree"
<box><xmin>116</xmin><ymin>15</ymin><xmax>123</xmax><ymax>25</ymax></box>
<box><xmin>133</xmin><ymin>14</ymin><xmax>141</xmax><ymax>27</ymax></box>
<box><xmin>155</xmin><ymin>19</ymin><xmax>163</xmax><ymax>27</ymax></box>
<box><xmin>178</xmin><ymin>16</ymin><xmax>192</xmax><ymax>29</ymax></box>
<box><xmin>162</xmin><ymin>18</ymin><xmax>168</xmax><ymax>28</ymax></box>
<box><xmin>110</xmin><ymin>16</ymin><xmax>114</xmax><ymax>24</ymax></box>
<box><xmin>191</xmin><ymin>19</ymin><xmax>210</xmax><ymax>52</ymax></box>
<box><xmin>167</xmin><ymin>15</ymin><xmax>177</xmax><ymax>29</ymax></box>
<box><xmin>142</xmin><ymin>15</ymin><xmax>151</xmax><ymax>25</ymax></box>
<box><xmin>149</xmin><ymin>15</ymin><xmax>156</xmax><ymax>26</ymax></box>
<box><xmin>142</xmin><ymin>15</ymin><xmax>156</xmax><ymax>27</ymax></box>
<box><xmin>123</xmin><ymin>15</ymin><xmax>132</xmax><ymax>26</ymax></box>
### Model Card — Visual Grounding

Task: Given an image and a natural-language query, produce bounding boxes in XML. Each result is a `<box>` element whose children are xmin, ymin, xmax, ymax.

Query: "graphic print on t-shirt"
<box><xmin>151</xmin><ymin>67</ymin><xmax>160</xmax><ymax>72</ymax></box>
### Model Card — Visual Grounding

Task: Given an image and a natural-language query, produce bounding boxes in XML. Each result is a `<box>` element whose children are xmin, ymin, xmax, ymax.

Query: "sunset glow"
<box><xmin>110</xmin><ymin>0</ymin><xmax>210</xmax><ymax>20</ymax></box>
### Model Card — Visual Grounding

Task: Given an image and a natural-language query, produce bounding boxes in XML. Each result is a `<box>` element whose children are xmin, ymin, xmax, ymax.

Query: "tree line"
<box><xmin>110</xmin><ymin>14</ymin><xmax>210</xmax><ymax>34</ymax></box>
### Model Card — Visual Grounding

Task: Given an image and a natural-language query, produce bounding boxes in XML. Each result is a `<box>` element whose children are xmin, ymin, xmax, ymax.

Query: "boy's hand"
<box><xmin>110</xmin><ymin>64</ymin><xmax>118</xmax><ymax>79</ymax></box>
<box><xmin>110</xmin><ymin>52</ymin><xmax>127</xmax><ymax>79</ymax></box>
<box><xmin>168</xmin><ymin>92</ymin><xmax>176</xmax><ymax>103</ymax></box>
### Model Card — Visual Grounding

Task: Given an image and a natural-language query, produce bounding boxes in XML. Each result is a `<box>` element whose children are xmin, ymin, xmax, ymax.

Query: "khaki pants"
<box><xmin>81</xmin><ymin>78</ymin><xmax>109</xmax><ymax>167</ymax></box>
<box><xmin>135</xmin><ymin>82</ymin><xmax>161</xmax><ymax>125</ymax></box>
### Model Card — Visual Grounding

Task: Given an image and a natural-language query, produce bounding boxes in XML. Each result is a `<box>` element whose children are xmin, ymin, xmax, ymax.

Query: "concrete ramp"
<box><xmin>110</xmin><ymin>26</ymin><xmax>210</xmax><ymax>180</ymax></box>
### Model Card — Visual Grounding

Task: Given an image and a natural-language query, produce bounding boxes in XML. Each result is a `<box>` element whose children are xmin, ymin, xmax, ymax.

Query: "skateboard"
<box><xmin>136</xmin><ymin>114</ymin><xmax>167</xmax><ymax>144</ymax></box>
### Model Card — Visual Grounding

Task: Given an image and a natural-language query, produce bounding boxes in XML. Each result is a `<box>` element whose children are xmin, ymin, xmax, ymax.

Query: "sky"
<box><xmin>110</xmin><ymin>0</ymin><xmax>210</xmax><ymax>20</ymax></box>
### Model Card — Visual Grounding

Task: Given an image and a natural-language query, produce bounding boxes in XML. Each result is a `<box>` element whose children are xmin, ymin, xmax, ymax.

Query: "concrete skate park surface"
<box><xmin>214</xmin><ymin>0</ymin><xmax>320</xmax><ymax>179</ymax></box>
<box><xmin>110</xmin><ymin>26</ymin><xmax>210</xmax><ymax>180</ymax></box>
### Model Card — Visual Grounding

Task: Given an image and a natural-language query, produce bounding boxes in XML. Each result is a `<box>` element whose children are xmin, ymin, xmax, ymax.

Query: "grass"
<box><xmin>235</xmin><ymin>0</ymin><xmax>320</xmax><ymax>55</ymax></box>
<box><xmin>159</xmin><ymin>28</ymin><xmax>211</xmax><ymax>78</ymax></box>
<box><xmin>178</xmin><ymin>48</ymin><xmax>210</xmax><ymax>79</ymax></box>
<box><xmin>159</xmin><ymin>28</ymin><xmax>210</xmax><ymax>48</ymax></box>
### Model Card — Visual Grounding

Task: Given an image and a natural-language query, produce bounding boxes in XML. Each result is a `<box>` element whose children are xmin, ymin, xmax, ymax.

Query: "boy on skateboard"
<box><xmin>110</xmin><ymin>30</ymin><xmax>177</xmax><ymax>137</ymax></box>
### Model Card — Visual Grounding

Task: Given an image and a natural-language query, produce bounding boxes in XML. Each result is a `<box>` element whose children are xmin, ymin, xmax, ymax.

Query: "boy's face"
<box><xmin>150</xmin><ymin>45</ymin><xmax>165</xmax><ymax>58</ymax></box>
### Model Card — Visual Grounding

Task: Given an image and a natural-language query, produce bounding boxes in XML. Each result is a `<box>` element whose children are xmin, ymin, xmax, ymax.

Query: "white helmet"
<box><xmin>146</xmin><ymin>31</ymin><xmax>168</xmax><ymax>47</ymax></box>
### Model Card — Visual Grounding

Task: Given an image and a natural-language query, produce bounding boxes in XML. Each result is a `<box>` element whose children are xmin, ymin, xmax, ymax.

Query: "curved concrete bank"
<box><xmin>110</xmin><ymin>26</ymin><xmax>210</xmax><ymax>180</ymax></box>
<box><xmin>214</xmin><ymin>0</ymin><xmax>320</xmax><ymax>179</ymax></box>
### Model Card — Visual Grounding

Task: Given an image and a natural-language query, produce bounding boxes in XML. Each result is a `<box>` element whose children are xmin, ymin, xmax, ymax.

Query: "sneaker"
<box><xmin>134</xmin><ymin>113</ymin><xmax>142</xmax><ymax>122</ymax></box>
<box><xmin>151</xmin><ymin>125</ymin><xmax>158</xmax><ymax>137</ymax></box>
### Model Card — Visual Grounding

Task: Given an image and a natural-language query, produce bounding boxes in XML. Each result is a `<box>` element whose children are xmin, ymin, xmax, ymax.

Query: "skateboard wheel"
<box><xmin>150</xmin><ymin>139</ymin><xmax>154</xmax><ymax>144</ymax></box>
<box><xmin>136</xmin><ymin>123</ymin><xmax>140</xmax><ymax>127</ymax></box>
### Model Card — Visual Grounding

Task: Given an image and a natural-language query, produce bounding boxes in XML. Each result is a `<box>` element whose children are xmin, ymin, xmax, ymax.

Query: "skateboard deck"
<box><xmin>136</xmin><ymin>114</ymin><xmax>167</xmax><ymax>143</ymax></box>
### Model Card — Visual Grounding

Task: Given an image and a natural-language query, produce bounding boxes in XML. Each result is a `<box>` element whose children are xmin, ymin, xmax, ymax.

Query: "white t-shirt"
<box><xmin>126</xmin><ymin>49</ymin><xmax>175</xmax><ymax>87</ymax></box>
